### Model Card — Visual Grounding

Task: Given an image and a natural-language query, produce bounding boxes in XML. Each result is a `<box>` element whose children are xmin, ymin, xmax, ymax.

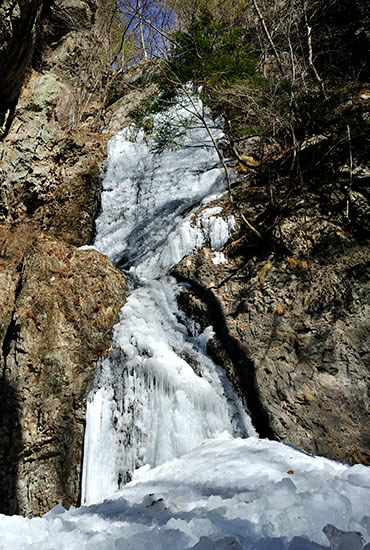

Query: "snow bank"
<box><xmin>1</xmin><ymin>437</ymin><xmax>369</xmax><ymax>549</ymax></box>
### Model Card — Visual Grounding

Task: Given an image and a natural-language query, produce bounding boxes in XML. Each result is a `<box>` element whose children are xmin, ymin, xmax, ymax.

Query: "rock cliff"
<box><xmin>0</xmin><ymin>229</ymin><xmax>127</xmax><ymax>516</ymax></box>
<box><xmin>0</xmin><ymin>0</ymin><xmax>128</xmax><ymax>516</ymax></box>
<box><xmin>0</xmin><ymin>0</ymin><xmax>107</xmax><ymax>244</ymax></box>
<box><xmin>173</xmin><ymin>111</ymin><xmax>370</xmax><ymax>464</ymax></box>
<box><xmin>0</xmin><ymin>0</ymin><xmax>43</xmax><ymax>119</ymax></box>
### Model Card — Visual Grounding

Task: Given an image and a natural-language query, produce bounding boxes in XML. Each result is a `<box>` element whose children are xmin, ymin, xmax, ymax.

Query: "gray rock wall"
<box><xmin>173</xmin><ymin>146</ymin><xmax>370</xmax><ymax>465</ymax></box>
<box><xmin>0</xmin><ymin>0</ymin><xmax>129</xmax><ymax>517</ymax></box>
<box><xmin>0</xmin><ymin>0</ymin><xmax>107</xmax><ymax>245</ymax></box>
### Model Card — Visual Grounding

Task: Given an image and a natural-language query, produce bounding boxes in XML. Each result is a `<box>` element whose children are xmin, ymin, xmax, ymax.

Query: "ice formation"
<box><xmin>82</xmin><ymin>94</ymin><xmax>253</xmax><ymax>505</ymax></box>
<box><xmin>93</xmin><ymin>98</ymin><xmax>228</xmax><ymax>278</ymax></box>
<box><xmin>81</xmin><ymin>278</ymin><xmax>254</xmax><ymax>504</ymax></box>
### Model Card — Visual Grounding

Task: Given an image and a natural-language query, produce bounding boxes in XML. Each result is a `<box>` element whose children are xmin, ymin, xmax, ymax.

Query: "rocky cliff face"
<box><xmin>0</xmin><ymin>229</ymin><xmax>127</xmax><ymax>516</ymax></box>
<box><xmin>167</xmin><ymin>2</ymin><xmax>370</xmax><ymax>466</ymax></box>
<box><xmin>173</xmin><ymin>115</ymin><xmax>370</xmax><ymax>465</ymax></box>
<box><xmin>0</xmin><ymin>0</ymin><xmax>128</xmax><ymax>516</ymax></box>
<box><xmin>0</xmin><ymin>0</ymin><xmax>107</xmax><ymax>245</ymax></box>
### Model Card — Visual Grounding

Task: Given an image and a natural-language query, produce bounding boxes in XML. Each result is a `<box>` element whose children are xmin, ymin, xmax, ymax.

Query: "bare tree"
<box><xmin>117</xmin><ymin>0</ymin><xmax>175</xmax><ymax>61</ymax></box>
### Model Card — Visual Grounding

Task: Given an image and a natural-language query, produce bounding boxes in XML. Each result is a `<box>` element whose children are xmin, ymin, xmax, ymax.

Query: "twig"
<box><xmin>346</xmin><ymin>124</ymin><xmax>353</xmax><ymax>220</ymax></box>
<box><xmin>240</xmin><ymin>211</ymin><xmax>262</xmax><ymax>239</ymax></box>
<box><xmin>303</xmin><ymin>0</ymin><xmax>326</xmax><ymax>96</ymax></box>
<box><xmin>251</xmin><ymin>0</ymin><xmax>285</xmax><ymax>76</ymax></box>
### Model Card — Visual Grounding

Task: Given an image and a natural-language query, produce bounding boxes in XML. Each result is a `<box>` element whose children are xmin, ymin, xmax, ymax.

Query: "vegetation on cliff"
<box><xmin>109</xmin><ymin>0</ymin><xmax>370</xmax><ymax>253</ymax></box>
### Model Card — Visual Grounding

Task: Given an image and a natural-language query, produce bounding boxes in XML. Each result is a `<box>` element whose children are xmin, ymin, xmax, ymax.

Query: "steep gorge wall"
<box><xmin>168</xmin><ymin>0</ymin><xmax>370</xmax><ymax>465</ymax></box>
<box><xmin>0</xmin><ymin>0</ymin><xmax>369</xmax><ymax>518</ymax></box>
<box><xmin>173</xmin><ymin>122</ymin><xmax>370</xmax><ymax>465</ymax></box>
<box><xmin>0</xmin><ymin>0</ymin><xmax>104</xmax><ymax>242</ymax></box>
<box><xmin>0</xmin><ymin>0</ymin><xmax>129</xmax><ymax>516</ymax></box>
<box><xmin>0</xmin><ymin>229</ymin><xmax>127</xmax><ymax>516</ymax></box>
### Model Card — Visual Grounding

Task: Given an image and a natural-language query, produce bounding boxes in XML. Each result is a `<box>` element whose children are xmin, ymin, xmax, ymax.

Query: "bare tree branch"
<box><xmin>303</xmin><ymin>0</ymin><xmax>326</xmax><ymax>95</ymax></box>
<box><xmin>251</xmin><ymin>0</ymin><xmax>285</xmax><ymax>76</ymax></box>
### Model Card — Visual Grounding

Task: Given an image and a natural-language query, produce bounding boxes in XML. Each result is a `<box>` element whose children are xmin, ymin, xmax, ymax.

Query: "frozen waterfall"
<box><xmin>81</xmin><ymin>96</ymin><xmax>255</xmax><ymax>505</ymax></box>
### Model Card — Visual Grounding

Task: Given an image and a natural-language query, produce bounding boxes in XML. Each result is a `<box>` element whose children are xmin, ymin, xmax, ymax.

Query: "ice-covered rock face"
<box><xmin>82</xmin><ymin>278</ymin><xmax>254</xmax><ymax>504</ymax></box>
<box><xmin>323</xmin><ymin>524</ymin><xmax>365</xmax><ymax>550</ymax></box>
<box><xmin>82</xmin><ymin>93</ymin><xmax>254</xmax><ymax>505</ymax></box>
<box><xmin>94</xmin><ymin>96</ymin><xmax>231</xmax><ymax>278</ymax></box>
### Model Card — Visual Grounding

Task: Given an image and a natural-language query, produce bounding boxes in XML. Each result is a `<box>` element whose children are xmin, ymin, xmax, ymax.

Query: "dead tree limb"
<box><xmin>303</xmin><ymin>0</ymin><xmax>326</xmax><ymax>96</ymax></box>
<box><xmin>346</xmin><ymin>124</ymin><xmax>353</xmax><ymax>220</ymax></box>
<box><xmin>251</xmin><ymin>0</ymin><xmax>285</xmax><ymax>77</ymax></box>
<box><xmin>157</xmin><ymin>63</ymin><xmax>234</xmax><ymax>202</ymax></box>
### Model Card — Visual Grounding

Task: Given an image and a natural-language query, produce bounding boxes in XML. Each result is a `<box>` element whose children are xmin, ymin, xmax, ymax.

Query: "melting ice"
<box><xmin>82</xmin><ymin>95</ymin><xmax>254</xmax><ymax>505</ymax></box>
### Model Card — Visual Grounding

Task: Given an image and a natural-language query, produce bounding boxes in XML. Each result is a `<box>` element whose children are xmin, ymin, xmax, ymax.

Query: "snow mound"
<box><xmin>1</xmin><ymin>437</ymin><xmax>369</xmax><ymax>549</ymax></box>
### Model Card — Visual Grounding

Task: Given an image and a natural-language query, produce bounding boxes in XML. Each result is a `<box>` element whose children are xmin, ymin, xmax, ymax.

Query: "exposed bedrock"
<box><xmin>173</xmin><ymin>179</ymin><xmax>370</xmax><ymax>465</ymax></box>
<box><xmin>0</xmin><ymin>228</ymin><xmax>127</xmax><ymax>516</ymax></box>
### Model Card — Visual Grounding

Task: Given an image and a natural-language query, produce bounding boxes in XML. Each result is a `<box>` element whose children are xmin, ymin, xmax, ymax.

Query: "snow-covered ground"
<box><xmin>1</xmin><ymin>436</ymin><xmax>369</xmax><ymax>549</ymax></box>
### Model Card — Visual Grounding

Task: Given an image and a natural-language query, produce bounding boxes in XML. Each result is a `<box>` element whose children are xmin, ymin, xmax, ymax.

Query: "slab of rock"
<box><xmin>48</xmin><ymin>0</ymin><xmax>96</xmax><ymax>40</ymax></box>
<box><xmin>0</xmin><ymin>43</ymin><xmax>107</xmax><ymax>246</ymax></box>
<box><xmin>323</xmin><ymin>524</ymin><xmax>365</xmax><ymax>550</ymax></box>
<box><xmin>0</xmin><ymin>230</ymin><xmax>127</xmax><ymax>516</ymax></box>
<box><xmin>173</xmin><ymin>193</ymin><xmax>370</xmax><ymax>465</ymax></box>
